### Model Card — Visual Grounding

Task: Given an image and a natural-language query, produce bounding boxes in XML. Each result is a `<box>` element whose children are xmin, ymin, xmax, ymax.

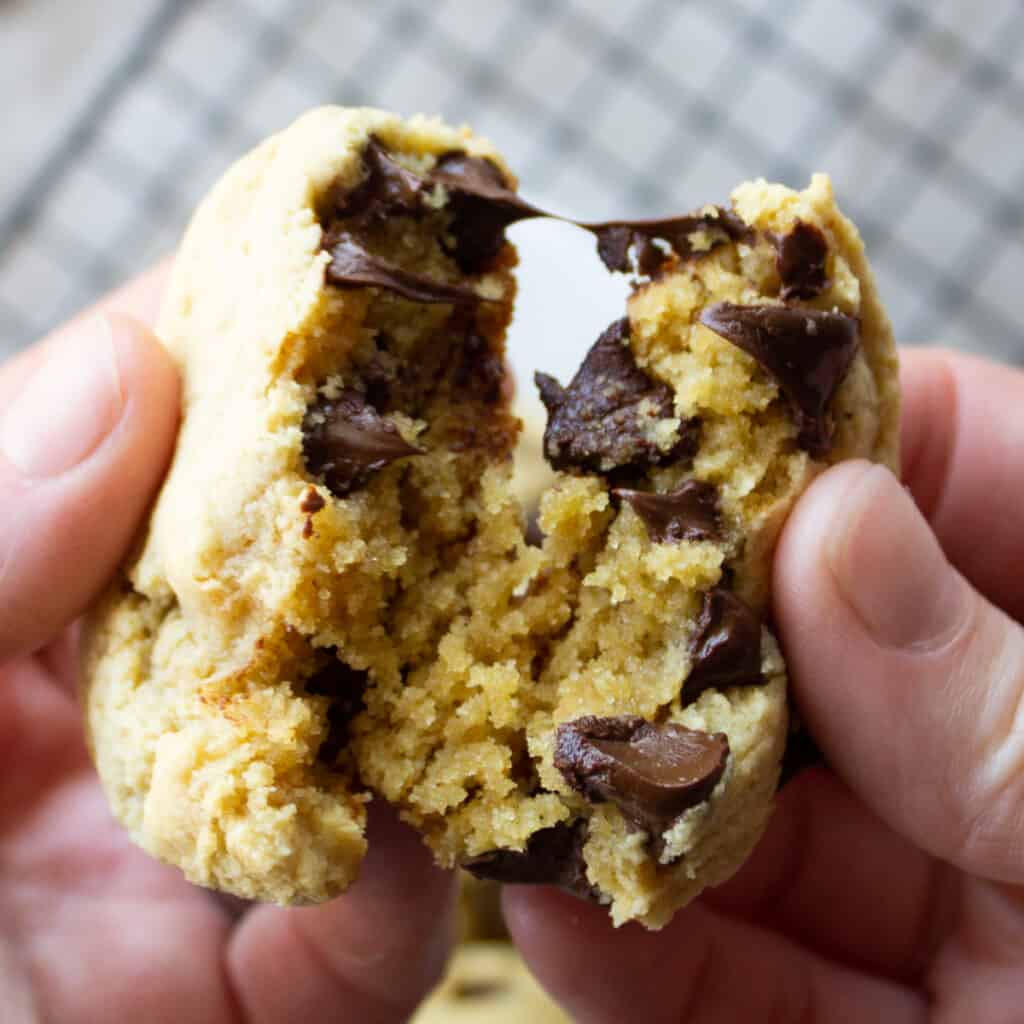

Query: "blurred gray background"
<box><xmin>2</xmin><ymin>0</ymin><xmax>1023</xmax><ymax>363</ymax></box>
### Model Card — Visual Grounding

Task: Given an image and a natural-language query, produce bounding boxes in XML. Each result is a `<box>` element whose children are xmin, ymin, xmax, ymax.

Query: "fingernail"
<box><xmin>1</xmin><ymin>315</ymin><xmax>124</xmax><ymax>477</ymax></box>
<box><xmin>828</xmin><ymin>464</ymin><xmax>968</xmax><ymax>651</ymax></box>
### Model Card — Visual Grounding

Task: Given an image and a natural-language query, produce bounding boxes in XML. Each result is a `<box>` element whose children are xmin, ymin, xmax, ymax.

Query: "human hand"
<box><xmin>504</xmin><ymin>346</ymin><xmax>1024</xmax><ymax>1022</ymax></box>
<box><xmin>0</xmin><ymin>268</ymin><xmax>455</xmax><ymax>1023</ymax></box>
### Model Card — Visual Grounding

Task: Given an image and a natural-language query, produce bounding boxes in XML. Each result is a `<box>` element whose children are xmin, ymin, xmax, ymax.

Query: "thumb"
<box><xmin>775</xmin><ymin>460</ymin><xmax>1024</xmax><ymax>884</ymax></box>
<box><xmin>0</xmin><ymin>313</ymin><xmax>179</xmax><ymax>660</ymax></box>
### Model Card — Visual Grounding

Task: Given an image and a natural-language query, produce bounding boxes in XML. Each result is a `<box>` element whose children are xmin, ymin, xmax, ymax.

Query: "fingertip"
<box><xmin>774</xmin><ymin>459</ymin><xmax>875</xmax><ymax>625</ymax></box>
<box><xmin>107</xmin><ymin>312</ymin><xmax>180</xmax><ymax>433</ymax></box>
<box><xmin>0</xmin><ymin>314</ymin><xmax>180</xmax><ymax>658</ymax></box>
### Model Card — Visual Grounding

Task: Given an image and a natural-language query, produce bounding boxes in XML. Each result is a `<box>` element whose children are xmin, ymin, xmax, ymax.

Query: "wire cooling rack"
<box><xmin>1</xmin><ymin>0</ymin><xmax>1022</xmax><ymax>362</ymax></box>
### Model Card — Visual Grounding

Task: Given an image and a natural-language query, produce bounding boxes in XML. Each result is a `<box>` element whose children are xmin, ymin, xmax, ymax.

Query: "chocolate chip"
<box><xmin>698</xmin><ymin>302</ymin><xmax>860</xmax><ymax>457</ymax></box>
<box><xmin>305</xmin><ymin>657</ymin><xmax>369</xmax><ymax>766</ymax></box>
<box><xmin>334</xmin><ymin>137</ymin><xmax>424</xmax><ymax>221</ymax></box>
<box><xmin>303</xmin><ymin>388</ymin><xmax>423</xmax><ymax>497</ymax></box>
<box><xmin>555</xmin><ymin>716</ymin><xmax>729</xmax><ymax>836</ymax></box>
<box><xmin>587</xmin><ymin>208</ymin><xmax>753</xmax><ymax>276</ymax></box>
<box><xmin>330</xmin><ymin>137</ymin><xmax>541</xmax><ymax>275</ymax></box>
<box><xmin>535</xmin><ymin>318</ymin><xmax>695</xmax><ymax>476</ymax></box>
<box><xmin>324</xmin><ymin>229</ymin><xmax>489</xmax><ymax>305</ymax></box>
<box><xmin>773</xmin><ymin>221</ymin><xmax>829</xmax><ymax>300</ymax></box>
<box><xmin>299</xmin><ymin>487</ymin><xmax>326</xmax><ymax>514</ymax></box>
<box><xmin>614</xmin><ymin>480</ymin><xmax>720</xmax><ymax>543</ymax></box>
<box><xmin>462</xmin><ymin>820</ymin><xmax>598</xmax><ymax>902</ymax></box>
<box><xmin>685</xmin><ymin>587</ymin><xmax>763</xmax><ymax>700</ymax></box>
<box><xmin>430</xmin><ymin>151</ymin><xmax>544</xmax><ymax>273</ymax></box>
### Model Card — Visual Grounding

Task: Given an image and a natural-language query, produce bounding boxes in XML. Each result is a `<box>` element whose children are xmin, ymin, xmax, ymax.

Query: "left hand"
<box><xmin>0</xmin><ymin>265</ymin><xmax>455</xmax><ymax>1024</ymax></box>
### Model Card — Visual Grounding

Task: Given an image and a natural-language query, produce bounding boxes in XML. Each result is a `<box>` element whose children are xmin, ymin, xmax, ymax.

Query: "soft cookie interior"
<box><xmin>83</xmin><ymin>107</ymin><xmax>898</xmax><ymax>928</ymax></box>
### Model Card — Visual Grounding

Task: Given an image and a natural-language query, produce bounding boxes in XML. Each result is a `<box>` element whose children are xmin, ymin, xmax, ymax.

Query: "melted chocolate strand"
<box><xmin>535</xmin><ymin>318</ymin><xmax>695</xmax><ymax>476</ymax></box>
<box><xmin>685</xmin><ymin>587</ymin><xmax>763</xmax><ymax>700</ymax></box>
<box><xmin>430</xmin><ymin>150</ymin><xmax>545</xmax><ymax>272</ymax></box>
<box><xmin>585</xmin><ymin>209</ymin><xmax>753</xmax><ymax>276</ymax></box>
<box><xmin>324</xmin><ymin>230</ymin><xmax>490</xmax><ymax>306</ymax></box>
<box><xmin>462</xmin><ymin>821</ymin><xmax>599</xmax><ymax>902</ymax></box>
<box><xmin>698</xmin><ymin>302</ymin><xmax>859</xmax><ymax>457</ymax></box>
<box><xmin>773</xmin><ymin>221</ymin><xmax>829</xmax><ymax>300</ymax></box>
<box><xmin>303</xmin><ymin>389</ymin><xmax>423</xmax><ymax>497</ymax></box>
<box><xmin>614</xmin><ymin>480</ymin><xmax>721</xmax><ymax>543</ymax></box>
<box><xmin>555</xmin><ymin>716</ymin><xmax>729</xmax><ymax>836</ymax></box>
<box><xmin>305</xmin><ymin>658</ymin><xmax>370</xmax><ymax>766</ymax></box>
<box><xmin>330</xmin><ymin>138</ymin><xmax>755</xmax><ymax>279</ymax></box>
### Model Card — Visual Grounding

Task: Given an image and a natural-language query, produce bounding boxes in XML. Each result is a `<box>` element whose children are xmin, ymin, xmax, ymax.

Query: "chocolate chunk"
<box><xmin>587</xmin><ymin>208</ymin><xmax>752</xmax><ymax>276</ymax></box>
<box><xmin>335</xmin><ymin>137</ymin><xmax>424</xmax><ymax>221</ymax></box>
<box><xmin>463</xmin><ymin>820</ymin><xmax>598</xmax><ymax>902</ymax></box>
<box><xmin>535</xmin><ymin>318</ymin><xmax>695</xmax><ymax>475</ymax></box>
<box><xmin>685</xmin><ymin>587</ymin><xmax>763</xmax><ymax>699</ymax></box>
<box><xmin>306</xmin><ymin>658</ymin><xmax>369</xmax><ymax>766</ymax></box>
<box><xmin>324</xmin><ymin>229</ymin><xmax>489</xmax><ymax>305</ymax></box>
<box><xmin>773</xmin><ymin>221</ymin><xmax>829</xmax><ymax>300</ymax></box>
<box><xmin>330</xmin><ymin>137</ymin><xmax>541</xmax><ymax>274</ymax></box>
<box><xmin>555</xmin><ymin>716</ymin><xmax>729</xmax><ymax>835</ymax></box>
<box><xmin>303</xmin><ymin>388</ymin><xmax>423</xmax><ymax>497</ymax></box>
<box><xmin>430</xmin><ymin>151</ymin><xmax>544</xmax><ymax>273</ymax></box>
<box><xmin>331</xmin><ymin>139</ymin><xmax>758</xmax><ymax>281</ymax></box>
<box><xmin>614</xmin><ymin>480</ymin><xmax>720</xmax><ymax>543</ymax></box>
<box><xmin>698</xmin><ymin>302</ymin><xmax>859</xmax><ymax>457</ymax></box>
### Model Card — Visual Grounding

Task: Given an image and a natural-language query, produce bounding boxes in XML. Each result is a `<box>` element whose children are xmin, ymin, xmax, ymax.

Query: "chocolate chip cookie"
<box><xmin>82</xmin><ymin>106</ymin><xmax>898</xmax><ymax>928</ymax></box>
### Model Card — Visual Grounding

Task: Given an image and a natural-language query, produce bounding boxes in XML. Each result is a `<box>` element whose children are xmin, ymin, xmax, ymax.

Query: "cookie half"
<box><xmin>83</xmin><ymin>106</ymin><xmax>898</xmax><ymax>927</ymax></box>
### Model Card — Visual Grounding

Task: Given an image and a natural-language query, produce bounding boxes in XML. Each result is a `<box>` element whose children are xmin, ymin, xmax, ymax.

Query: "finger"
<box><xmin>899</xmin><ymin>347</ymin><xmax>1024</xmax><ymax>620</ymax></box>
<box><xmin>0</xmin><ymin>312</ymin><xmax>179</xmax><ymax>659</ymax></box>
<box><xmin>504</xmin><ymin>887</ymin><xmax>925</xmax><ymax>1024</ymax></box>
<box><xmin>706</xmin><ymin>767</ymin><xmax>954</xmax><ymax>982</ymax></box>
<box><xmin>227</xmin><ymin>805</ymin><xmax>456</xmax><ymax>1024</ymax></box>
<box><xmin>775</xmin><ymin>460</ymin><xmax>1024</xmax><ymax>885</ymax></box>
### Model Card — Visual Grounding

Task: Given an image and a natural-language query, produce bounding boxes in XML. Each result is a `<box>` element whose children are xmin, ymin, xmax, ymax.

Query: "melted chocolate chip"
<box><xmin>586</xmin><ymin>208</ymin><xmax>752</xmax><ymax>276</ymax></box>
<box><xmin>331</xmin><ymin>139</ymin><xmax>756</xmax><ymax>280</ymax></box>
<box><xmin>462</xmin><ymin>820</ymin><xmax>598</xmax><ymax>902</ymax></box>
<box><xmin>303</xmin><ymin>389</ymin><xmax>423</xmax><ymax>497</ymax></box>
<box><xmin>306</xmin><ymin>658</ymin><xmax>369</xmax><ymax>766</ymax></box>
<box><xmin>614</xmin><ymin>480</ymin><xmax>720</xmax><ymax>543</ymax></box>
<box><xmin>555</xmin><ymin>716</ymin><xmax>729</xmax><ymax>835</ymax></box>
<box><xmin>535</xmin><ymin>318</ymin><xmax>695</xmax><ymax>475</ymax></box>
<box><xmin>773</xmin><ymin>221</ymin><xmax>829</xmax><ymax>300</ymax></box>
<box><xmin>430</xmin><ymin>151</ymin><xmax>544</xmax><ymax>273</ymax></box>
<box><xmin>698</xmin><ymin>302</ymin><xmax>859</xmax><ymax>457</ymax></box>
<box><xmin>324</xmin><ymin>229</ymin><xmax>489</xmax><ymax>306</ymax></box>
<box><xmin>685</xmin><ymin>587</ymin><xmax>763</xmax><ymax>700</ymax></box>
<box><xmin>335</xmin><ymin>137</ymin><xmax>424</xmax><ymax>221</ymax></box>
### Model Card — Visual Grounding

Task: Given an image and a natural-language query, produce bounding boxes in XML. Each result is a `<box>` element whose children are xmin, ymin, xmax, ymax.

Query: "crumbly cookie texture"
<box><xmin>83</xmin><ymin>105</ymin><xmax>898</xmax><ymax>928</ymax></box>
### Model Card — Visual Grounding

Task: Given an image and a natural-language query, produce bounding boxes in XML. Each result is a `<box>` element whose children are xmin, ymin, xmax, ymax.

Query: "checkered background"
<box><xmin>2</xmin><ymin>0</ymin><xmax>1023</xmax><ymax>363</ymax></box>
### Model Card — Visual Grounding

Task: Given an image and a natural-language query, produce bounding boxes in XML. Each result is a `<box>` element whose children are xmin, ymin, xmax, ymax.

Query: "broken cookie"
<box><xmin>82</xmin><ymin>107</ymin><xmax>899</xmax><ymax>929</ymax></box>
